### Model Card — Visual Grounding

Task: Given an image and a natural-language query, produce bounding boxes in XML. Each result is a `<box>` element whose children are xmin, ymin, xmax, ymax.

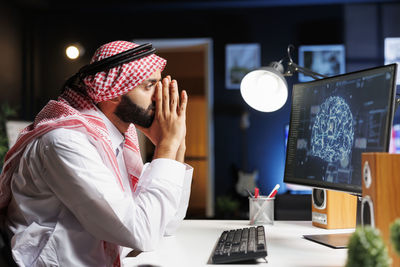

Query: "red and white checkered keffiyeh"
<box><xmin>84</xmin><ymin>41</ymin><xmax>166</xmax><ymax>103</ymax></box>
<box><xmin>0</xmin><ymin>40</ymin><xmax>166</xmax><ymax>267</ymax></box>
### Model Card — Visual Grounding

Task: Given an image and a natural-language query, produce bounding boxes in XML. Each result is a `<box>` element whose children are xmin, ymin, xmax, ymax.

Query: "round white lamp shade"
<box><xmin>240</xmin><ymin>67</ymin><xmax>288</xmax><ymax>112</ymax></box>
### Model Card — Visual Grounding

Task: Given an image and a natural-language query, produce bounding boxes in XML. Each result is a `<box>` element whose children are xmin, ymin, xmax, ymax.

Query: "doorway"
<box><xmin>134</xmin><ymin>38</ymin><xmax>214</xmax><ymax>218</ymax></box>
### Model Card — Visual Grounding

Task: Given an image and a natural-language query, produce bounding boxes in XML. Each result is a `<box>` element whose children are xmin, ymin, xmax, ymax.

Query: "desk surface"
<box><xmin>122</xmin><ymin>220</ymin><xmax>354</xmax><ymax>267</ymax></box>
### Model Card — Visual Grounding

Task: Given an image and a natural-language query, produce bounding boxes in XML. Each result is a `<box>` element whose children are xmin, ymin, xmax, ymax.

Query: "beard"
<box><xmin>114</xmin><ymin>95</ymin><xmax>155</xmax><ymax>128</ymax></box>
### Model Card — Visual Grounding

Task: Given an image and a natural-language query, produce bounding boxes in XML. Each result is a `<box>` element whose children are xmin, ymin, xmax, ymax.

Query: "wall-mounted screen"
<box><xmin>384</xmin><ymin>37</ymin><xmax>400</xmax><ymax>85</ymax></box>
<box><xmin>390</xmin><ymin>124</ymin><xmax>400</xmax><ymax>153</ymax></box>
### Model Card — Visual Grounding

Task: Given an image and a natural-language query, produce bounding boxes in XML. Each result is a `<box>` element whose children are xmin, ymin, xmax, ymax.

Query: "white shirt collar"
<box><xmin>94</xmin><ymin>106</ymin><xmax>125</xmax><ymax>155</ymax></box>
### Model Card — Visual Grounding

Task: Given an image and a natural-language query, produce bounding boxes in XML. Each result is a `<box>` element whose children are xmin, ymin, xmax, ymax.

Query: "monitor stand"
<box><xmin>303</xmin><ymin>232</ymin><xmax>353</xmax><ymax>249</ymax></box>
<box><xmin>303</xmin><ymin>196</ymin><xmax>361</xmax><ymax>249</ymax></box>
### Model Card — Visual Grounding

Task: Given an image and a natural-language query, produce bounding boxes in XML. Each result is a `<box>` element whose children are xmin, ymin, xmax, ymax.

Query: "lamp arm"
<box><xmin>284</xmin><ymin>61</ymin><xmax>329</xmax><ymax>80</ymax></box>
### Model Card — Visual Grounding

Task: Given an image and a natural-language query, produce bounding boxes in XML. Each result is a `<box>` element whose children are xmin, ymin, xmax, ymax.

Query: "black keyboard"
<box><xmin>211</xmin><ymin>226</ymin><xmax>268</xmax><ymax>264</ymax></box>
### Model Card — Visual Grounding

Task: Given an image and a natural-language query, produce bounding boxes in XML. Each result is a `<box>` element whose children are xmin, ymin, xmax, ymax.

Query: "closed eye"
<box><xmin>142</xmin><ymin>78</ymin><xmax>159</xmax><ymax>90</ymax></box>
<box><xmin>145</xmin><ymin>81</ymin><xmax>157</xmax><ymax>90</ymax></box>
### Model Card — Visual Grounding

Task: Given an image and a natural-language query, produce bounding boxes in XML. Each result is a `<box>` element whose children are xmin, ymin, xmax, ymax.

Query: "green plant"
<box><xmin>216</xmin><ymin>195</ymin><xmax>240</xmax><ymax>218</ymax></box>
<box><xmin>0</xmin><ymin>103</ymin><xmax>17</xmax><ymax>170</ymax></box>
<box><xmin>391</xmin><ymin>218</ymin><xmax>400</xmax><ymax>256</ymax></box>
<box><xmin>346</xmin><ymin>226</ymin><xmax>391</xmax><ymax>267</ymax></box>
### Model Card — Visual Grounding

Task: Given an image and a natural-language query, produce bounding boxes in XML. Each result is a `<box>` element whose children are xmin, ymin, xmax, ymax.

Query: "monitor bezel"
<box><xmin>284</xmin><ymin>63</ymin><xmax>398</xmax><ymax>195</ymax></box>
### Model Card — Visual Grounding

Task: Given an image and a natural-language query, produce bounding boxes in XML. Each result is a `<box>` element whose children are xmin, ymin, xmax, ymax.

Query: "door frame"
<box><xmin>133</xmin><ymin>38</ymin><xmax>215</xmax><ymax>217</ymax></box>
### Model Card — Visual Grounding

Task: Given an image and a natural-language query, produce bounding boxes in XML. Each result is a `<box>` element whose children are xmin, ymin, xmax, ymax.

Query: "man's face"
<box><xmin>114</xmin><ymin>70</ymin><xmax>161</xmax><ymax>128</ymax></box>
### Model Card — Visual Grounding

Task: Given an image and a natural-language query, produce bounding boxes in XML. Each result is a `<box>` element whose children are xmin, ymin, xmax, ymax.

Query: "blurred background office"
<box><xmin>1</xmin><ymin>0</ymin><xmax>399</xmax><ymax>220</ymax></box>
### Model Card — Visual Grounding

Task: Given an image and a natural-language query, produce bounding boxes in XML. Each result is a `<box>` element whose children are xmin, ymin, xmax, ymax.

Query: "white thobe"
<box><xmin>5</xmin><ymin>111</ymin><xmax>193</xmax><ymax>267</ymax></box>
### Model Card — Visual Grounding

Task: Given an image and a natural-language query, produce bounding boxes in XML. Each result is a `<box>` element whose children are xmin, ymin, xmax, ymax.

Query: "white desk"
<box><xmin>122</xmin><ymin>220</ymin><xmax>354</xmax><ymax>267</ymax></box>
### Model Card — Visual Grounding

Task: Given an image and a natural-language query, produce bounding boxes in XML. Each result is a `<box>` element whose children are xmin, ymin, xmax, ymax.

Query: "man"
<box><xmin>0</xmin><ymin>40</ymin><xmax>193</xmax><ymax>266</ymax></box>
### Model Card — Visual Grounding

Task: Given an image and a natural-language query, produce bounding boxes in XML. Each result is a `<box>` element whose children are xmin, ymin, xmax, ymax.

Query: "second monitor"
<box><xmin>284</xmin><ymin>63</ymin><xmax>397</xmax><ymax>248</ymax></box>
<box><xmin>284</xmin><ymin>63</ymin><xmax>397</xmax><ymax>195</ymax></box>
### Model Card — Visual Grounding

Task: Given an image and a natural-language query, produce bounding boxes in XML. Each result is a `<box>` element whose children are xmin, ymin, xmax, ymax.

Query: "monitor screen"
<box><xmin>284</xmin><ymin>64</ymin><xmax>398</xmax><ymax>195</ymax></box>
<box><xmin>284</xmin><ymin>124</ymin><xmax>312</xmax><ymax>193</ymax></box>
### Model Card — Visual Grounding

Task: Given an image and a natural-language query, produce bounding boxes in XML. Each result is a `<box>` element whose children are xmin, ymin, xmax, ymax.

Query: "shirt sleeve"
<box><xmin>164</xmin><ymin>164</ymin><xmax>193</xmax><ymax>236</ymax></box>
<box><xmin>37</xmin><ymin>128</ymin><xmax>186</xmax><ymax>251</ymax></box>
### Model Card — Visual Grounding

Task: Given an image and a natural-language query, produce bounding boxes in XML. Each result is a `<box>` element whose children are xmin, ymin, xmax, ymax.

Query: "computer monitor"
<box><xmin>284</xmin><ymin>124</ymin><xmax>312</xmax><ymax>194</ymax></box>
<box><xmin>389</xmin><ymin>123</ymin><xmax>400</xmax><ymax>153</ymax></box>
<box><xmin>285</xmin><ymin>64</ymin><xmax>397</xmax><ymax>194</ymax></box>
<box><xmin>5</xmin><ymin>120</ymin><xmax>32</xmax><ymax>148</ymax></box>
<box><xmin>385</xmin><ymin>38</ymin><xmax>400</xmax><ymax>85</ymax></box>
<box><xmin>284</xmin><ymin>64</ymin><xmax>397</xmax><ymax>247</ymax></box>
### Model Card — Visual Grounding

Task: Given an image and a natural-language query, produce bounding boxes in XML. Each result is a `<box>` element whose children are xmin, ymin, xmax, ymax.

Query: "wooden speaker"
<box><xmin>362</xmin><ymin>153</ymin><xmax>400</xmax><ymax>267</ymax></box>
<box><xmin>311</xmin><ymin>188</ymin><xmax>357</xmax><ymax>229</ymax></box>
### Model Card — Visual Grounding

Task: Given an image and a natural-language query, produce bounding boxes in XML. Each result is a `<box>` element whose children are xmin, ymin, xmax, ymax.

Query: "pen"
<box><xmin>254</xmin><ymin>187</ymin><xmax>259</xmax><ymax>198</ymax></box>
<box><xmin>267</xmin><ymin>184</ymin><xmax>280</xmax><ymax>199</ymax></box>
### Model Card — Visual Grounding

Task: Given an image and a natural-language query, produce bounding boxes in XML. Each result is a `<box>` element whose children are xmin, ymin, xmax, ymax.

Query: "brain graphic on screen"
<box><xmin>311</xmin><ymin>96</ymin><xmax>354</xmax><ymax>163</ymax></box>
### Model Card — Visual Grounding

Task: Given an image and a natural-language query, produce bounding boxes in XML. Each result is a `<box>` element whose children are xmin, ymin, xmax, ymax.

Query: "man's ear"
<box><xmin>109</xmin><ymin>95</ymin><xmax>122</xmax><ymax>104</ymax></box>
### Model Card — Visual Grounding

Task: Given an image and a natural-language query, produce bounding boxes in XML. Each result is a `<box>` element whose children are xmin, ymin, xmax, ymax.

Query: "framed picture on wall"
<box><xmin>298</xmin><ymin>44</ymin><xmax>345</xmax><ymax>82</ymax></box>
<box><xmin>225</xmin><ymin>43</ymin><xmax>261</xmax><ymax>89</ymax></box>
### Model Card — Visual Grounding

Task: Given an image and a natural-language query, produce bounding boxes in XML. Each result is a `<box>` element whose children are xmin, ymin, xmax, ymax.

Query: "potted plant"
<box><xmin>0</xmin><ymin>103</ymin><xmax>17</xmax><ymax>170</ymax></box>
<box><xmin>391</xmin><ymin>218</ymin><xmax>400</xmax><ymax>256</ymax></box>
<box><xmin>215</xmin><ymin>195</ymin><xmax>240</xmax><ymax>219</ymax></box>
<box><xmin>346</xmin><ymin>226</ymin><xmax>391</xmax><ymax>267</ymax></box>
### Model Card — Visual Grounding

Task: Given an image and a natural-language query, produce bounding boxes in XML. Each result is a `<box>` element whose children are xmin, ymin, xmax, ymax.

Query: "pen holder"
<box><xmin>249</xmin><ymin>197</ymin><xmax>274</xmax><ymax>225</ymax></box>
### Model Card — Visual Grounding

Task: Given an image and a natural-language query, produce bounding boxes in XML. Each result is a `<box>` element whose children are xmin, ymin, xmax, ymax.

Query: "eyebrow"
<box><xmin>144</xmin><ymin>78</ymin><xmax>159</xmax><ymax>83</ymax></box>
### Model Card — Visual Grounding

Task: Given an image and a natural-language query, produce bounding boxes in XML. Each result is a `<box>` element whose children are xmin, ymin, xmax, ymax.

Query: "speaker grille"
<box><xmin>361</xmin><ymin>196</ymin><xmax>375</xmax><ymax>227</ymax></box>
<box><xmin>363</xmin><ymin>161</ymin><xmax>372</xmax><ymax>189</ymax></box>
<box><xmin>312</xmin><ymin>189</ymin><xmax>326</xmax><ymax>209</ymax></box>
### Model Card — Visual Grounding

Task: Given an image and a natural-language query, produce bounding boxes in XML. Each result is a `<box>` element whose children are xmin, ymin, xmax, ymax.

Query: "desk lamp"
<box><xmin>240</xmin><ymin>44</ymin><xmax>328</xmax><ymax>112</ymax></box>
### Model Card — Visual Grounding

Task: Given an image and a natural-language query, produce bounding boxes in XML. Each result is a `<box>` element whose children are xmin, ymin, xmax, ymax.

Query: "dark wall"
<box><xmin>0</xmin><ymin>2</ymin><xmax>22</xmax><ymax>107</ymax></box>
<box><xmin>18</xmin><ymin>3</ymin><xmax>345</xmax><ymax>195</ymax></box>
<box><xmin>212</xmin><ymin>5</ymin><xmax>345</xmax><ymax>200</ymax></box>
<box><xmin>2</xmin><ymin>1</ymin><xmax>400</xmax><ymax>216</ymax></box>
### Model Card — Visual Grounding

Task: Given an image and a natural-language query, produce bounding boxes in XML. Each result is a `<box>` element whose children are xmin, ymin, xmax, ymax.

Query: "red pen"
<box><xmin>254</xmin><ymin>187</ymin><xmax>259</xmax><ymax>198</ymax></box>
<box><xmin>267</xmin><ymin>184</ymin><xmax>280</xmax><ymax>199</ymax></box>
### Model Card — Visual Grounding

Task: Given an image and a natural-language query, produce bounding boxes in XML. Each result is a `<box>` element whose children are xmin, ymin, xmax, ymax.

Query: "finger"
<box><xmin>170</xmin><ymin>80</ymin><xmax>179</xmax><ymax>113</ymax></box>
<box><xmin>179</xmin><ymin>90</ymin><xmax>188</xmax><ymax>117</ymax></box>
<box><xmin>155</xmin><ymin>81</ymin><xmax>163</xmax><ymax>117</ymax></box>
<box><xmin>166</xmin><ymin>75</ymin><xmax>171</xmax><ymax>82</ymax></box>
<box><xmin>162</xmin><ymin>77</ymin><xmax>170</xmax><ymax>115</ymax></box>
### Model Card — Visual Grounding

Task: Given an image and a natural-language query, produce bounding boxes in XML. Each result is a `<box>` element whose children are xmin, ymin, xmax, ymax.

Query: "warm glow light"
<box><xmin>66</xmin><ymin>45</ymin><xmax>80</xmax><ymax>59</ymax></box>
<box><xmin>240</xmin><ymin>68</ymin><xmax>288</xmax><ymax>112</ymax></box>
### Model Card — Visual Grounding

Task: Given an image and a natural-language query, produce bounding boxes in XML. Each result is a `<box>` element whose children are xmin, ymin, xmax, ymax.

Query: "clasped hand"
<box><xmin>139</xmin><ymin>76</ymin><xmax>187</xmax><ymax>161</ymax></box>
